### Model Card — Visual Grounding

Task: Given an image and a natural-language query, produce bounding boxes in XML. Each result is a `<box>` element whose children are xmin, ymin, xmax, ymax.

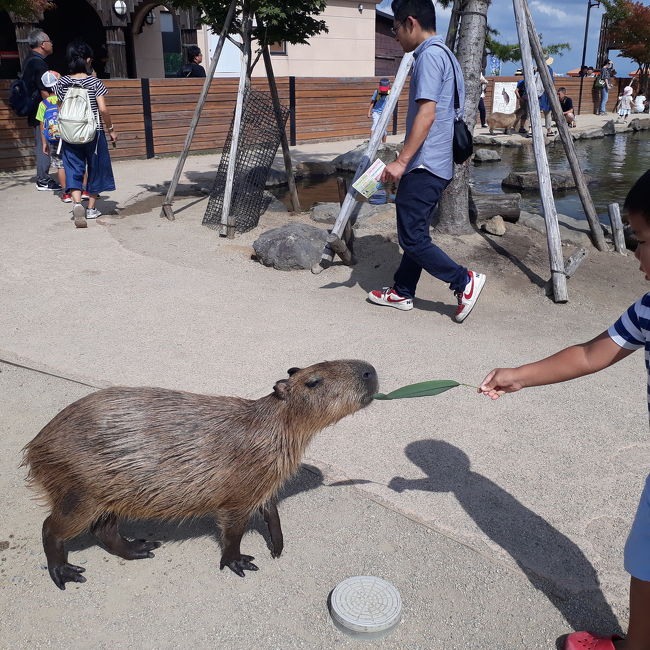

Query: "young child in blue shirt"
<box><xmin>480</xmin><ymin>169</ymin><xmax>650</xmax><ymax>650</ymax></box>
<box><xmin>367</xmin><ymin>77</ymin><xmax>391</xmax><ymax>143</ymax></box>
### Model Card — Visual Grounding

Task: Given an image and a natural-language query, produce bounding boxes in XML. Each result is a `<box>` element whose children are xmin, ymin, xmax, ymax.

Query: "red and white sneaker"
<box><xmin>81</xmin><ymin>191</ymin><xmax>90</xmax><ymax>201</ymax></box>
<box><xmin>61</xmin><ymin>193</ymin><xmax>72</xmax><ymax>203</ymax></box>
<box><xmin>368</xmin><ymin>287</ymin><xmax>413</xmax><ymax>311</ymax></box>
<box><xmin>454</xmin><ymin>271</ymin><xmax>486</xmax><ymax>322</ymax></box>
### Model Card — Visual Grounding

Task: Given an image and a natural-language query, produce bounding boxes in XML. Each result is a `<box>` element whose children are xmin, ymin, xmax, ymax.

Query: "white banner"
<box><xmin>492</xmin><ymin>82</ymin><xmax>518</xmax><ymax>113</ymax></box>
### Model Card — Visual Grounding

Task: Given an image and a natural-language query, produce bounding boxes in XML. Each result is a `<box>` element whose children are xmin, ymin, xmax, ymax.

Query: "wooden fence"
<box><xmin>0</xmin><ymin>75</ymin><xmax>630</xmax><ymax>171</ymax></box>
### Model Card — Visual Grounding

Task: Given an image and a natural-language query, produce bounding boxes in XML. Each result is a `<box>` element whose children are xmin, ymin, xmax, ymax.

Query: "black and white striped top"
<box><xmin>54</xmin><ymin>76</ymin><xmax>108</xmax><ymax>131</ymax></box>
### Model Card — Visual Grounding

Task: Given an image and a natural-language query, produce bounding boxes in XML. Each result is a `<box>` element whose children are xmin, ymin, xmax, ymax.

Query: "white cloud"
<box><xmin>529</xmin><ymin>0</ymin><xmax>580</xmax><ymax>22</ymax></box>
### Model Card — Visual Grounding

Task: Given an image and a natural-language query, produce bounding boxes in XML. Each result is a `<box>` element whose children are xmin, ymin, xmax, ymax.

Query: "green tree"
<box><xmin>171</xmin><ymin>0</ymin><xmax>328</xmax><ymax>75</ymax></box>
<box><xmin>3</xmin><ymin>0</ymin><xmax>51</xmax><ymax>19</ymax></box>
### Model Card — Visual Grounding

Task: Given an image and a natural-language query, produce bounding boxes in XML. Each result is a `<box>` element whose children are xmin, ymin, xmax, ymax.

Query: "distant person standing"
<box><xmin>368</xmin><ymin>0</ymin><xmax>486</xmax><ymax>323</ymax></box>
<box><xmin>598</xmin><ymin>60</ymin><xmax>615</xmax><ymax>115</ymax></box>
<box><xmin>367</xmin><ymin>77</ymin><xmax>392</xmax><ymax>143</ymax></box>
<box><xmin>478</xmin><ymin>73</ymin><xmax>488</xmax><ymax>128</ymax></box>
<box><xmin>22</xmin><ymin>30</ymin><xmax>61</xmax><ymax>192</ymax></box>
<box><xmin>535</xmin><ymin>55</ymin><xmax>555</xmax><ymax>137</ymax></box>
<box><xmin>515</xmin><ymin>76</ymin><xmax>528</xmax><ymax>134</ymax></box>
<box><xmin>617</xmin><ymin>85</ymin><xmax>634</xmax><ymax>122</ymax></box>
<box><xmin>177</xmin><ymin>45</ymin><xmax>206</xmax><ymax>78</ymax></box>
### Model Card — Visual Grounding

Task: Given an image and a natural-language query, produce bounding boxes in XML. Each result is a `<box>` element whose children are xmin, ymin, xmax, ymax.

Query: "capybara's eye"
<box><xmin>305</xmin><ymin>377</ymin><xmax>323</xmax><ymax>388</ymax></box>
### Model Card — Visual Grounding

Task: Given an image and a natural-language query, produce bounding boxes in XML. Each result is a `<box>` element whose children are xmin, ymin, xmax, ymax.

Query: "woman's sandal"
<box><xmin>564</xmin><ymin>631</ymin><xmax>624</xmax><ymax>650</ymax></box>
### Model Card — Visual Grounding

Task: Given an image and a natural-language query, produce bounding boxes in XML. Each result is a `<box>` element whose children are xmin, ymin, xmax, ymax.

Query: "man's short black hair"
<box><xmin>624</xmin><ymin>170</ymin><xmax>650</xmax><ymax>223</ymax></box>
<box><xmin>391</xmin><ymin>0</ymin><xmax>436</xmax><ymax>32</ymax></box>
<box><xmin>187</xmin><ymin>45</ymin><xmax>201</xmax><ymax>63</ymax></box>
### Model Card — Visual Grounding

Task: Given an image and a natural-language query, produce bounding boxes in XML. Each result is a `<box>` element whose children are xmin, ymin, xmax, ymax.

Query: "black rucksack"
<box><xmin>9</xmin><ymin>57</ymin><xmax>39</xmax><ymax>116</ymax></box>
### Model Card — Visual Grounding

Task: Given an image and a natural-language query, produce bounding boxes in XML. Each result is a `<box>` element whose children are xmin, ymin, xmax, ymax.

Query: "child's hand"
<box><xmin>42</xmin><ymin>143</ymin><xmax>49</xmax><ymax>155</ymax></box>
<box><xmin>478</xmin><ymin>368</ymin><xmax>524</xmax><ymax>400</ymax></box>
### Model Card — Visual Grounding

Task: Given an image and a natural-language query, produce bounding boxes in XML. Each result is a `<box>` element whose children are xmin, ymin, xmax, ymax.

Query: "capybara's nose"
<box><xmin>359</xmin><ymin>363</ymin><xmax>379</xmax><ymax>393</ymax></box>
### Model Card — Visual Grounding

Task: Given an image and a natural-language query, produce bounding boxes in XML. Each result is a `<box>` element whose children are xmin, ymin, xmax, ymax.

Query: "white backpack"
<box><xmin>58</xmin><ymin>83</ymin><xmax>97</xmax><ymax>144</ymax></box>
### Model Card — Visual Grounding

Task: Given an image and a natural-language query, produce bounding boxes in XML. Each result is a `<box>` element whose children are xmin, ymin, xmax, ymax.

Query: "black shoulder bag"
<box><xmin>432</xmin><ymin>44</ymin><xmax>473</xmax><ymax>164</ymax></box>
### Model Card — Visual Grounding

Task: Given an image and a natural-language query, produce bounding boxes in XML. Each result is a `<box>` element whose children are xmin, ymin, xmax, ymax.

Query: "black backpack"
<box><xmin>9</xmin><ymin>57</ymin><xmax>40</xmax><ymax>116</ymax></box>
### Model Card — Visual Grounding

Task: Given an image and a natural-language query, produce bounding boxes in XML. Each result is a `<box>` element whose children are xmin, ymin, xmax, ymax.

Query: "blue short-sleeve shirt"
<box><xmin>405</xmin><ymin>35</ymin><xmax>465</xmax><ymax>180</ymax></box>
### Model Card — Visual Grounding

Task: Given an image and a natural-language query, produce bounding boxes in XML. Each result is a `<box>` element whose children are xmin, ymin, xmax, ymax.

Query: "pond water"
<box><xmin>272</xmin><ymin>131</ymin><xmax>650</xmax><ymax>223</ymax></box>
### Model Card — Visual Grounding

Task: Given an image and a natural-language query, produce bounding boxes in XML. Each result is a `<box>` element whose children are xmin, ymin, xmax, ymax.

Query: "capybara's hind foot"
<box><xmin>119</xmin><ymin>539</ymin><xmax>162</xmax><ymax>560</ymax></box>
<box><xmin>49</xmin><ymin>563</ymin><xmax>86</xmax><ymax>590</ymax></box>
<box><xmin>220</xmin><ymin>554</ymin><xmax>258</xmax><ymax>577</ymax></box>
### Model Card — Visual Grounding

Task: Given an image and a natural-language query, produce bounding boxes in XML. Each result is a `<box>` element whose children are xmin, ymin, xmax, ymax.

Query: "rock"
<box><xmin>602</xmin><ymin>119</ymin><xmax>616</xmax><ymax>135</ymax></box>
<box><xmin>577</xmin><ymin>127</ymin><xmax>604</xmax><ymax>140</ymax></box>
<box><xmin>332</xmin><ymin>142</ymin><xmax>400</xmax><ymax>172</ymax></box>
<box><xmin>473</xmin><ymin>148</ymin><xmax>501</xmax><ymax>162</ymax></box>
<box><xmin>296</xmin><ymin>160</ymin><xmax>336</xmax><ymax>177</ymax></box>
<box><xmin>310</xmin><ymin>201</ymin><xmax>396</xmax><ymax>231</ymax></box>
<box><xmin>264</xmin><ymin>160</ymin><xmax>303</xmax><ymax>187</ymax></box>
<box><xmin>262</xmin><ymin>191</ymin><xmax>289</xmax><ymax>214</ymax></box>
<box><xmin>629</xmin><ymin>117</ymin><xmax>650</xmax><ymax>132</ymax></box>
<box><xmin>253</xmin><ymin>223</ymin><xmax>328</xmax><ymax>271</ymax></box>
<box><xmin>481</xmin><ymin>215</ymin><xmax>506</xmax><ymax>236</ymax></box>
<box><xmin>518</xmin><ymin>210</ymin><xmax>594</xmax><ymax>248</ymax></box>
<box><xmin>501</xmin><ymin>170</ymin><xmax>591</xmax><ymax>191</ymax></box>
<box><xmin>310</xmin><ymin>202</ymin><xmax>341</xmax><ymax>224</ymax></box>
<box><xmin>473</xmin><ymin>134</ymin><xmax>526</xmax><ymax>147</ymax></box>
<box><xmin>469</xmin><ymin>188</ymin><xmax>520</xmax><ymax>223</ymax></box>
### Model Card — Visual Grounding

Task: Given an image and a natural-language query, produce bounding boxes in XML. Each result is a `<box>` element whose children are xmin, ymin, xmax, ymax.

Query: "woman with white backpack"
<box><xmin>55</xmin><ymin>40</ymin><xmax>117</xmax><ymax>228</ymax></box>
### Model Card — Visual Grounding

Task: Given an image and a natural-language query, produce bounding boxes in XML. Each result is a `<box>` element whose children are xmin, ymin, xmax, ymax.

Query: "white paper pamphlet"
<box><xmin>352</xmin><ymin>159</ymin><xmax>386</xmax><ymax>199</ymax></box>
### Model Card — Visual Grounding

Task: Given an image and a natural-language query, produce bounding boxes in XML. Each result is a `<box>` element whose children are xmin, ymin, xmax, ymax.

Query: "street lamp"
<box><xmin>578</xmin><ymin>0</ymin><xmax>600</xmax><ymax>115</ymax></box>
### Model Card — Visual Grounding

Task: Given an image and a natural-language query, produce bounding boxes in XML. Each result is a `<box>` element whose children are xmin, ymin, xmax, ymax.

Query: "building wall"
<box><xmin>375</xmin><ymin>15</ymin><xmax>403</xmax><ymax>76</ymax></box>
<box><xmin>133</xmin><ymin>7</ymin><xmax>165</xmax><ymax>78</ymax></box>
<box><xmin>200</xmin><ymin>0</ymin><xmax>380</xmax><ymax>78</ymax></box>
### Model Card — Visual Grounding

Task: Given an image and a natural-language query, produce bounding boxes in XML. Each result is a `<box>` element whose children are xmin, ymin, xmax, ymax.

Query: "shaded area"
<box><xmin>389</xmin><ymin>439</ymin><xmax>622</xmax><ymax>635</ymax></box>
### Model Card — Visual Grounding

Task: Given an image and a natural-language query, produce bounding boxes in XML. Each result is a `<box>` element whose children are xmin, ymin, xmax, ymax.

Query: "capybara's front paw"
<box><xmin>270</xmin><ymin>540</ymin><xmax>283</xmax><ymax>558</ymax></box>
<box><xmin>49</xmin><ymin>563</ymin><xmax>87</xmax><ymax>590</ymax></box>
<box><xmin>220</xmin><ymin>554</ymin><xmax>259</xmax><ymax>577</ymax></box>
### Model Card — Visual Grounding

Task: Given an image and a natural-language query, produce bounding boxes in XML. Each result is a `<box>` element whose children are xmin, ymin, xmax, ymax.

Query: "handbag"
<box><xmin>594</xmin><ymin>77</ymin><xmax>606</xmax><ymax>89</ymax></box>
<box><xmin>432</xmin><ymin>44</ymin><xmax>473</xmax><ymax>164</ymax></box>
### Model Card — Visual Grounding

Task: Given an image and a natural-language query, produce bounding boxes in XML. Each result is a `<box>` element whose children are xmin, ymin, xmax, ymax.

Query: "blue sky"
<box><xmin>377</xmin><ymin>0</ymin><xmax>646</xmax><ymax>77</ymax></box>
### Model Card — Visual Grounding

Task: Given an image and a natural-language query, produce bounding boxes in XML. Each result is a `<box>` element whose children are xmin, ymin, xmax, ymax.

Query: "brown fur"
<box><xmin>487</xmin><ymin>108</ymin><xmax>525</xmax><ymax>135</ymax></box>
<box><xmin>23</xmin><ymin>359</ymin><xmax>378</xmax><ymax>589</ymax></box>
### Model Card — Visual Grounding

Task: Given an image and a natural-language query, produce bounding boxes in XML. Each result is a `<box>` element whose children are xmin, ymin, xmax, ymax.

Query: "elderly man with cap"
<box><xmin>534</xmin><ymin>54</ymin><xmax>555</xmax><ymax>137</ymax></box>
<box><xmin>21</xmin><ymin>29</ymin><xmax>61</xmax><ymax>192</ymax></box>
<box><xmin>367</xmin><ymin>77</ymin><xmax>392</xmax><ymax>143</ymax></box>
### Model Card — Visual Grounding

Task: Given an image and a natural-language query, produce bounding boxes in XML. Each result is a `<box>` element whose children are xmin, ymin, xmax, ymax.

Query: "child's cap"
<box><xmin>623</xmin><ymin>86</ymin><xmax>633</xmax><ymax>96</ymax></box>
<box><xmin>378</xmin><ymin>77</ymin><xmax>390</xmax><ymax>92</ymax></box>
<box><xmin>40</xmin><ymin>70</ymin><xmax>59</xmax><ymax>89</ymax></box>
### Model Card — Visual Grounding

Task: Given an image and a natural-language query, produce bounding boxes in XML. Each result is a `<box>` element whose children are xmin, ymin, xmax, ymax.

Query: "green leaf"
<box><xmin>374</xmin><ymin>380</ymin><xmax>460</xmax><ymax>400</ymax></box>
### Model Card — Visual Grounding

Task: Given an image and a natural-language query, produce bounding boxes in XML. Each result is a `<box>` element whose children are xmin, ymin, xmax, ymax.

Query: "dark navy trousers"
<box><xmin>393</xmin><ymin>169</ymin><xmax>468</xmax><ymax>299</ymax></box>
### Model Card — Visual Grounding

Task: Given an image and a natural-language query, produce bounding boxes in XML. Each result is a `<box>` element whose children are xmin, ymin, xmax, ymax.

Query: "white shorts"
<box><xmin>371</xmin><ymin>111</ymin><xmax>387</xmax><ymax>137</ymax></box>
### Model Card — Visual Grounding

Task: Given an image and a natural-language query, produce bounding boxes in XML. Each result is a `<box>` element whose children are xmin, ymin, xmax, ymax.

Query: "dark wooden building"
<box><xmin>375</xmin><ymin>8</ymin><xmax>403</xmax><ymax>77</ymax></box>
<box><xmin>5</xmin><ymin>0</ymin><xmax>201</xmax><ymax>78</ymax></box>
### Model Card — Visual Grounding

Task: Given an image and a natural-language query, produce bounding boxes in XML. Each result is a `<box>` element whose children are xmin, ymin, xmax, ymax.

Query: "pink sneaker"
<box><xmin>564</xmin><ymin>631</ymin><xmax>623</xmax><ymax>649</ymax></box>
<box><xmin>368</xmin><ymin>287</ymin><xmax>413</xmax><ymax>311</ymax></box>
<box><xmin>61</xmin><ymin>193</ymin><xmax>72</xmax><ymax>203</ymax></box>
<box><xmin>454</xmin><ymin>270</ymin><xmax>486</xmax><ymax>322</ymax></box>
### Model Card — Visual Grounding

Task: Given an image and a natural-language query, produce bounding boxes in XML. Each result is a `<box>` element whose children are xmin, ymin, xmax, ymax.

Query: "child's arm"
<box><xmin>97</xmin><ymin>95</ymin><xmax>117</xmax><ymax>143</ymax></box>
<box><xmin>480</xmin><ymin>331</ymin><xmax>634</xmax><ymax>400</ymax></box>
<box><xmin>367</xmin><ymin>100</ymin><xmax>375</xmax><ymax>118</ymax></box>
<box><xmin>40</xmin><ymin>128</ymin><xmax>49</xmax><ymax>155</ymax></box>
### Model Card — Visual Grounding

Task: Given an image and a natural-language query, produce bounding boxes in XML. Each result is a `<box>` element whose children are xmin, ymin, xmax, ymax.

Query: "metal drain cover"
<box><xmin>329</xmin><ymin>576</ymin><xmax>402</xmax><ymax>639</ymax></box>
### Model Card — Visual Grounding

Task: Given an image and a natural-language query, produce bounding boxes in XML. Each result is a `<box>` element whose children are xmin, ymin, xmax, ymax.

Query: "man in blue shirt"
<box><xmin>368</xmin><ymin>0</ymin><xmax>486</xmax><ymax>322</ymax></box>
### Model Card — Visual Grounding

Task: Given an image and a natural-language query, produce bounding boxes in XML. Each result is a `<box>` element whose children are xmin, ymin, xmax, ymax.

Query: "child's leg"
<box><xmin>619</xmin><ymin>576</ymin><xmax>650</xmax><ymax>650</ymax></box>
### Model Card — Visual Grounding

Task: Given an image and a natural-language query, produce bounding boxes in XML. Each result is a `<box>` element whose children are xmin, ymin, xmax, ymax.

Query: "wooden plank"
<box><xmin>608</xmin><ymin>203</ymin><xmax>627</xmax><ymax>254</ymax></box>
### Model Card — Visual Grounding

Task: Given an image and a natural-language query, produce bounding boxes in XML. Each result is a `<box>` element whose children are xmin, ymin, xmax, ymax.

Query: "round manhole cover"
<box><xmin>329</xmin><ymin>576</ymin><xmax>402</xmax><ymax>639</ymax></box>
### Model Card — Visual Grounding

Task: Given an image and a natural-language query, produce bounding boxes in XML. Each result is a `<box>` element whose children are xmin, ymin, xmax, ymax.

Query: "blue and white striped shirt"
<box><xmin>608</xmin><ymin>292</ymin><xmax>650</xmax><ymax>417</ymax></box>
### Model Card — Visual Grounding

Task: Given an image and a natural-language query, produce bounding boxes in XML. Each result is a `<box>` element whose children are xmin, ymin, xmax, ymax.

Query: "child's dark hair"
<box><xmin>625</xmin><ymin>170</ymin><xmax>650</xmax><ymax>223</ymax></box>
<box><xmin>66</xmin><ymin>40</ymin><xmax>94</xmax><ymax>74</ymax></box>
<box><xmin>391</xmin><ymin>0</ymin><xmax>436</xmax><ymax>32</ymax></box>
<box><xmin>187</xmin><ymin>45</ymin><xmax>201</xmax><ymax>63</ymax></box>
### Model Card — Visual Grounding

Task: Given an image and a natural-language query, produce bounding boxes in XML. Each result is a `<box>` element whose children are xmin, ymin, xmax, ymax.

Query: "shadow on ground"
<box><xmin>387</xmin><ymin>439</ymin><xmax>622</xmax><ymax>636</ymax></box>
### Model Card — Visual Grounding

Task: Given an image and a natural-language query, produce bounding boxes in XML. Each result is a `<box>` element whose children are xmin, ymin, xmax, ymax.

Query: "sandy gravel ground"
<box><xmin>1</xmin><ymin>130</ymin><xmax>648</xmax><ymax>648</ymax></box>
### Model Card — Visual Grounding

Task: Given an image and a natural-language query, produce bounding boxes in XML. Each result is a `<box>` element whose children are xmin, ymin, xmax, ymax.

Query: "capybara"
<box><xmin>23</xmin><ymin>360</ymin><xmax>378</xmax><ymax>590</ymax></box>
<box><xmin>487</xmin><ymin>108</ymin><xmax>525</xmax><ymax>135</ymax></box>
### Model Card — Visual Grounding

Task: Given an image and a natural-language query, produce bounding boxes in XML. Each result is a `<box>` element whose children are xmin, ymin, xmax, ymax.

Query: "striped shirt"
<box><xmin>608</xmin><ymin>292</ymin><xmax>650</xmax><ymax>417</ymax></box>
<box><xmin>54</xmin><ymin>76</ymin><xmax>107</xmax><ymax>130</ymax></box>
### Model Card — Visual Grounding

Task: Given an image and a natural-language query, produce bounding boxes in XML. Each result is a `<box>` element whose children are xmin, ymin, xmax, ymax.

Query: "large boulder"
<box><xmin>296</xmin><ymin>160</ymin><xmax>337</xmax><ymax>177</ymax></box>
<box><xmin>310</xmin><ymin>201</ymin><xmax>396</xmax><ymax>231</ymax></box>
<box><xmin>602</xmin><ymin>119</ymin><xmax>616</xmax><ymax>135</ymax></box>
<box><xmin>577</xmin><ymin>127</ymin><xmax>604</xmax><ymax>140</ymax></box>
<box><xmin>253</xmin><ymin>223</ymin><xmax>328</xmax><ymax>271</ymax></box>
<box><xmin>501</xmin><ymin>170</ymin><xmax>591</xmax><ymax>191</ymax></box>
<box><xmin>332</xmin><ymin>142</ymin><xmax>400</xmax><ymax>172</ymax></box>
<box><xmin>473</xmin><ymin>148</ymin><xmax>501</xmax><ymax>162</ymax></box>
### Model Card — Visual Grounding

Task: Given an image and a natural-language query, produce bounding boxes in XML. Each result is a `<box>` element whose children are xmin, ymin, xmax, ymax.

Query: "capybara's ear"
<box><xmin>287</xmin><ymin>367</ymin><xmax>301</xmax><ymax>376</ymax></box>
<box><xmin>273</xmin><ymin>380</ymin><xmax>290</xmax><ymax>399</ymax></box>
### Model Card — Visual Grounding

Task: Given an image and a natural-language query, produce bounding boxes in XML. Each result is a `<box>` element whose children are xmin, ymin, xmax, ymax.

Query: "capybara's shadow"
<box><xmin>319</xmin><ymin>233</ymin><xmax>456</xmax><ymax>319</ymax></box>
<box><xmin>388</xmin><ymin>439</ymin><xmax>622</xmax><ymax>636</ymax></box>
<box><xmin>68</xmin><ymin>464</ymin><xmax>325</xmax><ymax>555</ymax></box>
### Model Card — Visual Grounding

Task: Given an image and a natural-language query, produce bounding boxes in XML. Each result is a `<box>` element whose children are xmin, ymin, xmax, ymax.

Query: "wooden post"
<box><xmin>523</xmin><ymin>2</ymin><xmax>607</xmax><ymax>252</ymax></box>
<box><xmin>311</xmin><ymin>52</ymin><xmax>414</xmax><ymax>273</ymax></box>
<box><xmin>160</xmin><ymin>0</ymin><xmax>237</xmax><ymax>221</ymax></box>
<box><xmin>513</xmin><ymin>0</ymin><xmax>568</xmax><ymax>302</ymax></box>
<box><xmin>544</xmin><ymin>247</ymin><xmax>588</xmax><ymax>295</ymax></box>
<box><xmin>608</xmin><ymin>203</ymin><xmax>627</xmax><ymax>255</ymax></box>
<box><xmin>261</xmin><ymin>42</ymin><xmax>300</xmax><ymax>213</ymax></box>
<box><xmin>337</xmin><ymin>176</ymin><xmax>356</xmax><ymax>265</ymax></box>
<box><xmin>220</xmin><ymin>12</ymin><xmax>252</xmax><ymax>238</ymax></box>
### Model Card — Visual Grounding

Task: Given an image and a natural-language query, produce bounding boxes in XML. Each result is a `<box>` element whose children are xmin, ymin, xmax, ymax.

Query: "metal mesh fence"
<box><xmin>203</xmin><ymin>87</ymin><xmax>289</xmax><ymax>234</ymax></box>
